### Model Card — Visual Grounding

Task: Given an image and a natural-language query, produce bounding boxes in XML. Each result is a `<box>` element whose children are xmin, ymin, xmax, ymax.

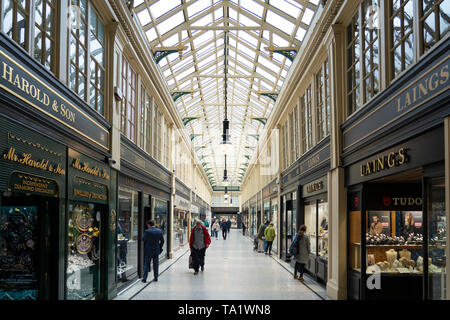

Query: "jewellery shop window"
<box><xmin>153</xmin><ymin>198</ymin><xmax>167</xmax><ymax>260</ymax></box>
<box><xmin>66</xmin><ymin>202</ymin><xmax>105</xmax><ymax>300</ymax></box>
<box><xmin>318</xmin><ymin>200</ymin><xmax>329</xmax><ymax>260</ymax></box>
<box><xmin>304</xmin><ymin>202</ymin><xmax>317</xmax><ymax>254</ymax></box>
<box><xmin>427</xmin><ymin>177</ymin><xmax>446</xmax><ymax>300</ymax></box>
<box><xmin>117</xmin><ymin>188</ymin><xmax>139</xmax><ymax>284</ymax></box>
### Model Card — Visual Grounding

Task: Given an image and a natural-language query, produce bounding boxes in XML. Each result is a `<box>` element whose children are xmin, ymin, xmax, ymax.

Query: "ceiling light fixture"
<box><xmin>220</xmin><ymin>31</ymin><xmax>232</xmax><ymax>155</ymax></box>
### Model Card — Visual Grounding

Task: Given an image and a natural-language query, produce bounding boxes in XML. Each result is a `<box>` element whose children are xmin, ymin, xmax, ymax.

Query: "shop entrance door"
<box><xmin>0</xmin><ymin>193</ymin><xmax>59</xmax><ymax>300</ymax></box>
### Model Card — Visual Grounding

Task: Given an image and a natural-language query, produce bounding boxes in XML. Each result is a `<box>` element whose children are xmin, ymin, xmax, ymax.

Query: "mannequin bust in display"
<box><xmin>399</xmin><ymin>248</ymin><xmax>411</xmax><ymax>260</ymax></box>
<box><xmin>386</xmin><ymin>249</ymin><xmax>397</xmax><ymax>268</ymax></box>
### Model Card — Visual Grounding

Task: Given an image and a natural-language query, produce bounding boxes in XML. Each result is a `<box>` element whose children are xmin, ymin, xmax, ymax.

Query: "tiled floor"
<box><xmin>132</xmin><ymin>229</ymin><xmax>326</xmax><ymax>300</ymax></box>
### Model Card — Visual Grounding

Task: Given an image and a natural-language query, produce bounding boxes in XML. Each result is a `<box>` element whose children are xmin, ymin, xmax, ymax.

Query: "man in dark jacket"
<box><xmin>189</xmin><ymin>219</ymin><xmax>211</xmax><ymax>275</ymax></box>
<box><xmin>142</xmin><ymin>220</ymin><xmax>164</xmax><ymax>282</ymax></box>
<box><xmin>226</xmin><ymin>218</ymin><xmax>231</xmax><ymax>235</ymax></box>
<box><xmin>220</xmin><ymin>219</ymin><xmax>228</xmax><ymax>240</ymax></box>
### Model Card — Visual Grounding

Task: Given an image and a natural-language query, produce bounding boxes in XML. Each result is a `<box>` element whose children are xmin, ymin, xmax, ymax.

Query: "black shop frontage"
<box><xmin>0</xmin><ymin>34</ymin><xmax>117</xmax><ymax>300</ymax></box>
<box><xmin>117</xmin><ymin>136</ymin><xmax>171</xmax><ymax>290</ymax></box>
<box><xmin>343</xmin><ymin>38</ymin><xmax>449</xmax><ymax>300</ymax></box>
<box><xmin>280</xmin><ymin>137</ymin><xmax>330</xmax><ymax>283</ymax></box>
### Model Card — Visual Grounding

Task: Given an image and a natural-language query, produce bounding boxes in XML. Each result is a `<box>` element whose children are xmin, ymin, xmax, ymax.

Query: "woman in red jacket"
<box><xmin>189</xmin><ymin>219</ymin><xmax>212</xmax><ymax>275</ymax></box>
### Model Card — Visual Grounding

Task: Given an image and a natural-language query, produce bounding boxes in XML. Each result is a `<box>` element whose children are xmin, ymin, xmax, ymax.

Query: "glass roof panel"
<box><xmin>150</xmin><ymin>0</ymin><xmax>182</xmax><ymax>20</ymax></box>
<box><xmin>135</xmin><ymin>0</ymin><xmax>320</xmax><ymax>186</ymax></box>
<box><xmin>265</xmin><ymin>10</ymin><xmax>295</xmax><ymax>35</ymax></box>
<box><xmin>269</xmin><ymin>0</ymin><xmax>302</xmax><ymax>18</ymax></box>
<box><xmin>156</xmin><ymin>11</ymin><xmax>185</xmax><ymax>35</ymax></box>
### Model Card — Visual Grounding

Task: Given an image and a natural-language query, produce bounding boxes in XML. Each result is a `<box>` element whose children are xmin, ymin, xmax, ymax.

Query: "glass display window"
<box><xmin>0</xmin><ymin>205</ymin><xmax>38</xmax><ymax>300</ymax></box>
<box><xmin>318</xmin><ymin>200</ymin><xmax>329</xmax><ymax>259</ymax></box>
<box><xmin>153</xmin><ymin>198</ymin><xmax>168</xmax><ymax>260</ymax></box>
<box><xmin>66</xmin><ymin>202</ymin><xmax>105</xmax><ymax>300</ymax></box>
<box><xmin>271</xmin><ymin>198</ymin><xmax>278</xmax><ymax>253</ymax></box>
<box><xmin>263</xmin><ymin>201</ymin><xmax>270</xmax><ymax>223</ymax></box>
<box><xmin>304</xmin><ymin>202</ymin><xmax>317</xmax><ymax>254</ymax></box>
<box><xmin>117</xmin><ymin>188</ymin><xmax>139</xmax><ymax>284</ymax></box>
<box><xmin>173</xmin><ymin>209</ymin><xmax>188</xmax><ymax>249</ymax></box>
<box><xmin>365</xmin><ymin>209</ymin><xmax>424</xmax><ymax>275</ymax></box>
<box><xmin>427</xmin><ymin>177</ymin><xmax>446</xmax><ymax>300</ymax></box>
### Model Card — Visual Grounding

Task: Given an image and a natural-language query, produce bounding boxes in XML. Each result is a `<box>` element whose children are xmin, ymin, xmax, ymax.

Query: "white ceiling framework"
<box><xmin>133</xmin><ymin>0</ymin><xmax>320</xmax><ymax>188</ymax></box>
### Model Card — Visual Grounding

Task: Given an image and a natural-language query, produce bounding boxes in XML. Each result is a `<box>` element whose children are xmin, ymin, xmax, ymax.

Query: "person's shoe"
<box><xmin>153</xmin><ymin>278</ymin><xmax>158</xmax><ymax>282</ymax></box>
<box><xmin>141</xmin><ymin>279</ymin><xmax>147</xmax><ymax>283</ymax></box>
<box><xmin>294</xmin><ymin>274</ymin><xmax>298</xmax><ymax>279</ymax></box>
<box><xmin>194</xmin><ymin>272</ymin><xmax>199</xmax><ymax>275</ymax></box>
<box><xmin>299</xmin><ymin>277</ymin><xmax>304</xmax><ymax>281</ymax></box>
<box><xmin>201</xmin><ymin>265</ymin><xmax>204</xmax><ymax>271</ymax></box>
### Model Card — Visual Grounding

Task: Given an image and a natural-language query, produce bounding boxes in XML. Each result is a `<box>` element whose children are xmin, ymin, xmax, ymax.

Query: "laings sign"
<box><xmin>360</xmin><ymin>147</ymin><xmax>408</xmax><ymax>177</ymax></box>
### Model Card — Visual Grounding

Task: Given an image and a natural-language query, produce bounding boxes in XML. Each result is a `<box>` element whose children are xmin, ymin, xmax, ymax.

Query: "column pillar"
<box><xmin>445</xmin><ymin>116</ymin><xmax>450</xmax><ymax>300</ymax></box>
<box><xmin>326</xmin><ymin>23</ymin><xmax>348</xmax><ymax>300</ymax></box>
<box><xmin>169</xmin><ymin>172</ymin><xmax>175</xmax><ymax>259</ymax></box>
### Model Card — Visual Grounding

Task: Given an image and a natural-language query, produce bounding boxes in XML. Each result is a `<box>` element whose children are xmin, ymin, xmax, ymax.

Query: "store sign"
<box><xmin>72</xmin><ymin>176</ymin><xmax>108</xmax><ymax>203</ymax></box>
<box><xmin>306</xmin><ymin>181</ymin><xmax>324</xmax><ymax>193</ymax></box>
<box><xmin>382</xmin><ymin>196</ymin><xmax>422</xmax><ymax>207</ymax></box>
<box><xmin>72</xmin><ymin>158</ymin><xmax>110</xmax><ymax>180</ymax></box>
<box><xmin>299</xmin><ymin>144</ymin><xmax>330</xmax><ymax>175</ymax></box>
<box><xmin>2</xmin><ymin>146</ymin><xmax>66</xmax><ymax>175</ymax></box>
<box><xmin>9</xmin><ymin>172</ymin><xmax>59</xmax><ymax>197</ymax></box>
<box><xmin>191</xmin><ymin>205</ymin><xmax>199</xmax><ymax>213</ymax></box>
<box><xmin>0</xmin><ymin>49</ymin><xmax>109</xmax><ymax>150</ymax></box>
<box><xmin>360</xmin><ymin>147</ymin><xmax>408</xmax><ymax>177</ymax></box>
<box><xmin>175</xmin><ymin>195</ymin><xmax>190</xmax><ymax>211</ymax></box>
<box><xmin>303</xmin><ymin>177</ymin><xmax>327</xmax><ymax>196</ymax></box>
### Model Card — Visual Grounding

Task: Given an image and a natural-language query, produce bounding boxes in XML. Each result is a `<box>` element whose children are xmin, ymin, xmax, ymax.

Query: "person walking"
<box><xmin>141</xmin><ymin>220</ymin><xmax>164</xmax><ymax>283</ymax></box>
<box><xmin>189</xmin><ymin>219</ymin><xmax>211</xmax><ymax>275</ymax></box>
<box><xmin>226</xmin><ymin>218</ymin><xmax>231</xmax><ymax>236</ymax></box>
<box><xmin>242</xmin><ymin>222</ymin><xmax>246</xmax><ymax>236</ymax></box>
<box><xmin>289</xmin><ymin>224</ymin><xmax>310</xmax><ymax>281</ymax></box>
<box><xmin>212</xmin><ymin>219</ymin><xmax>220</xmax><ymax>239</ymax></box>
<box><xmin>221</xmin><ymin>219</ymin><xmax>228</xmax><ymax>240</ymax></box>
<box><xmin>256</xmin><ymin>220</ymin><xmax>269</xmax><ymax>253</ymax></box>
<box><xmin>264</xmin><ymin>222</ymin><xmax>276</xmax><ymax>255</ymax></box>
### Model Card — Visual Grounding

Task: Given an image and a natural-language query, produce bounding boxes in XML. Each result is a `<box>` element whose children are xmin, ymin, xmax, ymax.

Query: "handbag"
<box><xmin>188</xmin><ymin>254</ymin><xmax>194</xmax><ymax>269</ymax></box>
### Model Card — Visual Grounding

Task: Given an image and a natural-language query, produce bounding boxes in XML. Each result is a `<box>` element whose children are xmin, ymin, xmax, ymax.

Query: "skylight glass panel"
<box><xmin>238</xmin><ymin>13</ymin><xmax>259</xmax><ymax>27</ymax></box>
<box><xmin>228</xmin><ymin>36</ymin><xmax>236</xmax><ymax>48</ymax></box>
<box><xmin>163</xmin><ymin>33</ymin><xmax>180</xmax><ymax>46</ymax></box>
<box><xmin>193</xmin><ymin>31</ymin><xmax>214</xmax><ymax>48</ymax></box>
<box><xmin>197</xmin><ymin>43</ymin><xmax>215</xmax><ymax>59</ymax></box>
<box><xmin>272</xmin><ymin>33</ymin><xmax>290</xmax><ymax>47</ymax></box>
<box><xmin>241</xmin><ymin>0</ymin><xmax>264</xmax><ymax>18</ymax></box>
<box><xmin>269</xmin><ymin>0</ymin><xmax>302</xmax><ymax>18</ymax></box>
<box><xmin>310</xmin><ymin>0</ymin><xmax>320</xmax><ymax>5</ymax></box>
<box><xmin>198</xmin><ymin>54</ymin><xmax>216</xmax><ymax>69</ymax></box>
<box><xmin>157</xmin><ymin>11</ymin><xmax>185</xmax><ymax>35</ymax></box>
<box><xmin>214</xmin><ymin>7</ymin><xmax>224</xmax><ymax>20</ymax></box>
<box><xmin>236</xmin><ymin>65</ymin><xmax>252</xmax><ymax>76</ymax></box>
<box><xmin>134</xmin><ymin>0</ymin><xmax>144</xmax><ymax>7</ymax></box>
<box><xmin>229</xmin><ymin>7</ymin><xmax>238</xmax><ymax>21</ymax></box>
<box><xmin>258</xmin><ymin>55</ymin><xmax>280</xmax><ymax>74</ymax></box>
<box><xmin>295</xmin><ymin>27</ymin><xmax>306</xmax><ymax>41</ymax></box>
<box><xmin>239</xmin><ymin>31</ymin><xmax>258</xmax><ymax>47</ymax></box>
<box><xmin>301</xmin><ymin>8</ymin><xmax>315</xmax><ymax>25</ymax></box>
<box><xmin>187</xmin><ymin>0</ymin><xmax>210</xmax><ymax>18</ymax></box>
<box><xmin>150</xmin><ymin>0</ymin><xmax>181</xmax><ymax>19</ymax></box>
<box><xmin>137</xmin><ymin>8</ymin><xmax>152</xmax><ymax>27</ymax></box>
<box><xmin>266</xmin><ymin>10</ymin><xmax>295</xmax><ymax>34</ymax></box>
<box><xmin>191</xmin><ymin>13</ymin><xmax>213</xmax><ymax>26</ymax></box>
<box><xmin>176</xmin><ymin>66</ymin><xmax>196</xmax><ymax>82</ymax></box>
<box><xmin>146</xmin><ymin>28</ymin><xmax>158</xmax><ymax>42</ymax></box>
<box><xmin>167</xmin><ymin>78</ymin><xmax>175</xmax><ymax>86</ymax></box>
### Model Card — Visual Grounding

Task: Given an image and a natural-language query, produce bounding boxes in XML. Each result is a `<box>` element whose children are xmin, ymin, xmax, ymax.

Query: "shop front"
<box><xmin>174</xmin><ymin>179</ymin><xmax>191</xmax><ymax>252</ymax></box>
<box><xmin>0</xmin><ymin>33</ymin><xmax>117</xmax><ymax>300</ymax></box>
<box><xmin>249</xmin><ymin>196</ymin><xmax>257</xmax><ymax>237</ymax></box>
<box><xmin>302</xmin><ymin>176</ymin><xmax>329</xmax><ymax>283</ymax></box>
<box><xmin>118</xmin><ymin>137</ymin><xmax>171</xmax><ymax>289</ymax></box>
<box><xmin>280</xmin><ymin>162</ymin><xmax>300</xmax><ymax>262</ymax></box>
<box><xmin>343</xmin><ymin>39</ymin><xmax>448</xmax><ymax>300</ymax></box>
<box><xmin>346</xmin><ymin>128</ymin><xmax>446</xmax><ymax>300</ymax></box>
<box><xmin>66</xmin><ymin>149</ymin><xmax>114</xmax><ymax>300</ymax></box>
<box><xmin>0</xmin><ymin>118</ymin><xmax>66</xmax><ymax>300</ymax></box>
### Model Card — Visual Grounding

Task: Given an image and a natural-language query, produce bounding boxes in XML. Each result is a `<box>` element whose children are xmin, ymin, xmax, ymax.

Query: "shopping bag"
<box><xmin>189</xmin><ymin>254</ymin><xmax>194</xmax><ymax>269</ymax></box>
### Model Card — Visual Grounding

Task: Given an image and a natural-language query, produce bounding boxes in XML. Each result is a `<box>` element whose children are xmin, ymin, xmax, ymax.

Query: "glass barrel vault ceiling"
<box><xmin>133</xmin><ymin>0</ymin><xmax>320</xmax><ymax>188</ymax></box>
